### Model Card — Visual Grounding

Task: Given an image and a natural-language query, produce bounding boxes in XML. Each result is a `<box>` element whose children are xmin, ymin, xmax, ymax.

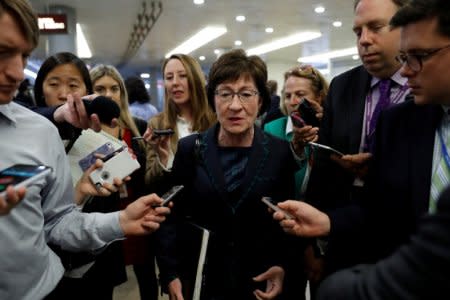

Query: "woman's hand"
<box><xmin>253</xmin><ymin>266</ymin><xmax>285</xmax><ymax>300</ymax></box>
<box><xmin>143</xmin><ymin>127</ymin><xmax>172</xmax><ymax>166</ymax></box>
<box><xmin>168</xmin><ymin>278</ymin><xmax>184</xmax><ymax>300</ymax></box>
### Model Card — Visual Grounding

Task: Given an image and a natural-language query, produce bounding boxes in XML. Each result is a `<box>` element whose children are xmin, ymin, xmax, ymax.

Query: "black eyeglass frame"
<box><xmin>395</xmin><ymin>44</ymin><xmax>450</xmax><ymax>72</ymax></box>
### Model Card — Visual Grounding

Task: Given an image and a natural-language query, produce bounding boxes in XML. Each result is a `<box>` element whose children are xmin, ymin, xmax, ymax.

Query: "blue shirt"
<box><xmin>0</xmin><ymin>102</ymin><xmax>124</xmax><ymax>300</ymax></box>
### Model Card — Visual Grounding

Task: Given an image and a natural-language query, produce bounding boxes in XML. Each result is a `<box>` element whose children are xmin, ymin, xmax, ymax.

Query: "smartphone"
<box><xmin>153</xmin><ymin>129</ymin><xmax>175</xmax><ymax>137</ymax></box>
<box><xmin>290</xmin><ymin>111</ymin><xmax>305</xmax><ymax>128</ymax></box>
<box><xmin>261</xmin><ymin>196</ymin><xmax>293</xmax><ymax>220</ymax></box>
<box><xmin>0</xmin><ymin>164</ymin><xmax>52</xmax><ymax>198</ymax></box>
<box><xmin>297</xmin><ymin>98</ymin><xmax>320</xmax><ymax>127</ymax></box>
<box><xmin>160</xmin><ymin>185</ymin><xmax>184</xmax><ymax>206</ymax></box>
<box><xmin>309</xmin><ymin>142</ymin><xmax>344</xmax><ymax>157</ymax></box>
<box><xmin>78</xmin><ymin>142</ymin><xmax>116</xmax><ymax>172</ymax></box>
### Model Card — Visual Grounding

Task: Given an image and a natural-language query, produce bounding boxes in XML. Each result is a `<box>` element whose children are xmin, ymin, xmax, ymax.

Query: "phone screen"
<box><xmin>0</xmin><ymin>165</ymin><xmax>49</xmax><ymax>193</ymax></box>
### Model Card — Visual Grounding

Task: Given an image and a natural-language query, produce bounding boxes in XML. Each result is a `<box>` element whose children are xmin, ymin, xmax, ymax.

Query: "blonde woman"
<box><xmin>144</xmin><ymin>54</ymin><xmax>216</xmax><ymax>186</ymax></box>
<box><xmin>90</xmin><ymin>64</ymin><xmax>157</xmax><ymax>300</ymax></box>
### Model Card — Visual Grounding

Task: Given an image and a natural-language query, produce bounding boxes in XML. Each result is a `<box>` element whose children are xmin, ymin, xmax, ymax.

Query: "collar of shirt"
<box><xmin>0</xmin><ymin>103</ymin><xmax>17</xmax><ymax>124</ymax></box>
<box><xmin>370</xmin><ymin>68</ymin><xmax>408</xmax><ymax>89</ymax></box>
<box><xmin>285</xmin><ymin>115</ymin><xmax>294</xmax><ymax>137</ymax></box>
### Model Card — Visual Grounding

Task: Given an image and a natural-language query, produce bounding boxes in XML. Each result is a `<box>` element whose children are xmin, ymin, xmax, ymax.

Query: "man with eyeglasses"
<box><xmin>302</xmin><ymin>0</ymin><xmax>410</xmax><ymax>279</ymax></box>
<box><xmin>315</xmin><ymin>3</ymin><xmax>450</xmax><ymax>297</ymax></box>
<box><xmin>273</xmin><ymin>0</ymin><xmax>450</xmax><ymax>298</ymax></box>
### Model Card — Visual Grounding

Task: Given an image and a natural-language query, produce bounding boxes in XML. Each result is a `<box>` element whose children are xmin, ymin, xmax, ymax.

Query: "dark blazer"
<box><xmin>363</xmin><ymin>101</ymin><xmax>442</xmax><ymax>258</ymax></box>
<box><xmin>156</xmin><ymin>124</ymin><xmax>299</xmax><ymax>299</ymax></box>
<box><xmin>305</xmin><ymin>65</ymin><xmax>372</xmax><ymax>272</ymax></box>
<box><xmin>316</xmin><ymin>184</ymin><xmax>450</xmax><ymax>300</ymax></box>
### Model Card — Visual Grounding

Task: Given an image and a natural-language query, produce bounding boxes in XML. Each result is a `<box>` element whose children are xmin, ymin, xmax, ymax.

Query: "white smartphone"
<box><xmin>0</xmin><ymin>164</ymin><xmax>52</xmax><ymax>198</ymax></box>
<box><xmin>160</xmin><ymin>185</ymin><xmax>184</xmax><ymax>206</ymax></box>
<box><xmin>89</xmin><ymin>147</ymin><xmax>140</xmax><ymax>187</ymax></box>
<box><xmin>309</xmin><ymin>142</ymin><xmax>344</xmax><ymax>157</ymax></box>
<box><xmin>261</xmin><ymin>196</ymin><xmax>294</xmax><ymax>220</ymax></box>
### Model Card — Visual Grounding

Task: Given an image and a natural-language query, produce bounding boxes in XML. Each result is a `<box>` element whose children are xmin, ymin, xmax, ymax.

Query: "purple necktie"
<box><xmin>366</xmin><ymin>79</ymin><xmax>392</xmax><ymax>151</ymax></box>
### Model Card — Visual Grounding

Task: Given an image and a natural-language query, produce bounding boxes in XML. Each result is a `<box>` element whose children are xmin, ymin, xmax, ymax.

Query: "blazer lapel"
<box><xmin>349</xmin><ymin>66</ymin><xmax>372</xmax><ymax>153</ymax></box>
<box><xmin>409</xmin><ymin>104</ymin><xmax>443</xmax><ymax>220</ymax></box>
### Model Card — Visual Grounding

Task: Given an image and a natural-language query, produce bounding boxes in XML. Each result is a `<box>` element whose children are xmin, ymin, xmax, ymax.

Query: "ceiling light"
<box><xmin>352</xmin><ymin>54</ymin><xmax>360</xmax><ymax>60</ymax></box>
<box><xmin>236</xmin><ymin>15</ymin><xmax>246</xmax><ymax>22</ymax></box>
<box><xmin>24</xmin><ymin>68</ymin><xmax>37</xmax><ymax>79</ymax></box>
<box><xmin>246</xmin><ymin>31</ymin><xmax>322</xmax><ymax>56</ymax></box>
<box><xmin>214</xmin><ymin>49</ymin><xmax>221</xmax><ymax>55</ymax></box>
<box><xmin>76</xmin><ymin>23</ymin><xmax>92</xmax><ymax>58</ymax></box>
<box><xmin>140</xmin><ymin>73</ymin><xmax>150</xmax><ymax>79</ymax></box>
<box><xmin>234</xmin><ymin>40</ymin><xmax>242</xmax><ymax>46</ymax></box>
<box><xmin>193</xmin><ymin>0</ymin><xmax>204</xmax><ymax>4</ymax></box>
<box><xmin>265</xmin><ymin>27</ymin><xmax>274</xmax><ymax>33</ymax></box>
<box><xmin>165</xmin><ymin>26</ymin><xmax>227</xmax><ymax>58</ymax></box>
<box><xmin>199</xmin><ymin>55</ymin><xmax>205</xmax><ymax>61</ymax></box>
<box><xmin>332</xmin><ymin>21</ymin><xmax>342</xmax><ymax>27</ymax></box>
<box><xmin>315</xmin><ymin>6</ymin><xmax>325</xmax><ymax>14</ymax></box>
<box><xmin>298</xmin><ymin>47</ymin><xmax>358</xmax><ymax>63</ymax></box>
<box><xmin>145</xmin><ymin>83</ymin><xmax>151</xmax><ymax>89</ymax></box>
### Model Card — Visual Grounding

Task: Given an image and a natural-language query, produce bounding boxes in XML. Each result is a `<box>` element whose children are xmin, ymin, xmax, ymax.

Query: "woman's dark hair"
<box><xmin>207</xmin><ymin>49</ymin><xmax>270</xmax><ymax>116</ymax></box>
<box><xmin>124</xmin><ymin>76</ymin><xmax>150</xmax><ymax>104</ymax></box>
<box><xmin>34</xmin><ymin>52</ymin><xmax>93</xmax><ymax>107</ymax></box>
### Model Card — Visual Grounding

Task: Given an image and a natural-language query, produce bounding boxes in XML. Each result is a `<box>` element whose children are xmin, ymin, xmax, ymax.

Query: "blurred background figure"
<box><xmin>262</xmin><ymin>79</ymin><xmax>283</xmax><ymax>126</ymax></box>
<box><xmin>14</xmin><ymin>78</ymin><xmax>35</xmax><ymax>106</ymax></box>
<box><xmin>125</xmin><ymin>75</ymin><xmax>158</xmax><ymax>122</ymax></box>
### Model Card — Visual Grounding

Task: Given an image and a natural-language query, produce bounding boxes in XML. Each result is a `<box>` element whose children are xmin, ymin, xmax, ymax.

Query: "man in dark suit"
<box><xmin>304</xmin><ymin>0</ymin><xmax>410</xmax><ymax>275</ymax></box>
<box><xmin>275</xmin><ymin>0</ymin><xmax>450</xmax><ymax>298</ymax></box>
<box><xmin>316</xmin><ymin>184</ymin><xmax>450</xmax><ymax>300</ymax></box>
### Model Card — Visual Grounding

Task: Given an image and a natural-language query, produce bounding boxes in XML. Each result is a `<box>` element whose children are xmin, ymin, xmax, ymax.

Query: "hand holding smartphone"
<box><xmin>261</xmin><ymin>197</ymin><xmax>294</xmax><ymax>220</ymax></box>
<box><xmin>157</xmin><ymin>185</ymin><xmax>184</xmax><ymax>207</ymax></box>
<box><xmin>291</xmin><ymin>98</ymin><xmax>320</xmax><ymax>128</ymax></box>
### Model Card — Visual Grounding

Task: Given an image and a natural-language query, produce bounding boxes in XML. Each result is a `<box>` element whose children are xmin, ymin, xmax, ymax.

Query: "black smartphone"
<box><xmin>290</xmin><ymin>111</ymin><xmax>305</xmax><ymax>128</ymax></box>
<box><xmin>160</xmin><ymin>185</ymin><xmax>184</xmax><ymax>206</ymax></box>
<box><xmin>297</xmin><ymin>98</ymin><xmax>320</xmax><ymax>127</ymax></box>
<box><xmin>153</xmin><ymin>129</ymin><xmax>175</xmax><ymax>137</ymax></box>
<box><xmin>0</xmin><ymin>164</ymin><xmax>52</xmax><ymax>198</ymax></box>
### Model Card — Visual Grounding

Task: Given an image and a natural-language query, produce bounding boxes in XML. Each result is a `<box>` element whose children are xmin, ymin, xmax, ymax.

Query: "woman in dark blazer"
<box><xmin>156</xmin><ymin>49</ymin><xmax>303</xmax><ymax>300</ymax></box>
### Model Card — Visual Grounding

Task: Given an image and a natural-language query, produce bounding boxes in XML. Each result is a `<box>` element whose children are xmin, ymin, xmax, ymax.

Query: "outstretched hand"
<box><xmin>273</xmin><ymin>200</ymin><xmax>330</xmax><ymax>237</ymax></box>
<box><xmin>119</xmin><ymin>193</ymin><xmax>170</xmax><ymax>236</ymax></box>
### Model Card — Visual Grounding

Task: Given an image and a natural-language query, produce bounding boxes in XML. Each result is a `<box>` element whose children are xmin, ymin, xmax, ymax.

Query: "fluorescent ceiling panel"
<box><xmin>246</xmin><ymin>31</ymin><xmax>322</xmax><ymax>56</ymax></box>
<box><xmin>76</xmin><ymin>23</ymin><xmax>92</xmax><ymax>59</ymax></box>
<box><xmin>298</xmin><ymin>47</ymin><xmax>358</xmax><ymax>63</ymax></box>
<box><xmin>165</xmin><ymin>26</ymin><xmax>227</xmax><ymax>58</ymax></box>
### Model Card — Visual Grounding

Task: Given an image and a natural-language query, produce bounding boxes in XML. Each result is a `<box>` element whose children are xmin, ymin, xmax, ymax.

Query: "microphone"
<box><xmin>82</xmin><ymin>96</ymin><xmax>120</xmax><ymax>124</ymax></box>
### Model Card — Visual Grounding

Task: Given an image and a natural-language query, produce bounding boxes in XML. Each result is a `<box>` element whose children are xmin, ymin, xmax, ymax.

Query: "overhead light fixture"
<box><xmin>298</xmin><ymin>47</ymin><xmax>358</xmax><ymax>63</ymax></box>
<box><xmin>265</xmin><ymin>27</ymin><xmax>274</xmax><ymax>33</ymax></box>
<box><xmin>140</xmin><ymin>73</ymin><xmax>150</xmax><ymax>79</ymax></box>
<box><xmin>234</xmin><ymin>40</ymin><xmax>242</xmax><ymax>46</ymax></box>
<box><xmin>214</xmin><ymin>49</ymin><xmax>221</xmax><ymax>55</ymax></box>
<box><xmin>193</xmin><ymin>0</ymin><xmax>204</xmax><ymax>5</ymax></box>
<box><xmin>332</xmin><ymin>21</ymin><xmax>342</xmax><ymax>27</ymax></box>
<box><xmin>315</xmin><ymin>6</ymin><xmax>325</xmax><ymax>14</ymax></box>
<box><xmin>246</xmin><ymin>31</ymin><xmax>322</xmax><ymax>56</ymax></box>
<box><xmin>24</xmin><ymin>68</ymin><xmax>37</xmax><ymax>79</ymax></box>
<box><xmin>236</xmin><ymin>15</ymin><xmax>246</xmax><ymax>22</ymax></box>
<box><xmin>76</xmin><ymin>23</ymin><xmax>92</xmax><ymax>58</ymax></box>
<box><xmin>352</xmin><ymin>54</ymin><xmax>360</xmax><ymax>60</ymax></box>
<box><xmin>165</xmin><ymin>26</ymin><xmax>227</xmax><ymax>58</ymax></box>
<box><xmin>199</xmin><ymin>55</ymin><xmax>206</xmax><ymax>61</ymax></box>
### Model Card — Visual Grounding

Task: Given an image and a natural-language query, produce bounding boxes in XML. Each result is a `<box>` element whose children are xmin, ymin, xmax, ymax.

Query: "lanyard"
<box><xmin>438</xmin><ymin>127</ymin><xmax>450</xmax><ymax>171</ymax></box>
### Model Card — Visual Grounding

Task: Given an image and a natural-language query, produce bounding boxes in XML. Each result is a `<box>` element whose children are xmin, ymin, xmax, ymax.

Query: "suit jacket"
<box><xmin>305</xmin><ymin>65</ymin><xmax>372</xmax><ymax>272</ymax></box>
<box><xmin>316</xmin><ymin>184</ymin><xmax>450</xmax><ymax>300</ymax></box>
<box><xmin>156</xmin><ymin>124</ymin><xmax>299</xmax><ymax>299</ymax></box>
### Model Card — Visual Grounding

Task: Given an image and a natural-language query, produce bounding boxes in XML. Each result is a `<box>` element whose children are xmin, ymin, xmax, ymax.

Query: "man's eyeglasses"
<box><xmin>215</xmin><ymin>89</ymin><xmax>259</xmax><ymax>103</ymax></box>
<box><xmin>395</xmin><ymin>44</ymin><xmax>450</xmax><ymax>72</ymax></box>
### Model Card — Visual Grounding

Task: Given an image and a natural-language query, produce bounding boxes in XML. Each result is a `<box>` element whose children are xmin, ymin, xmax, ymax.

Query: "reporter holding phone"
<box><xmin>0</xmin><ymin>2</ymin><xmax>170</xmax><ymax>299</ymax></box>
<box><xmin>263</xmin><ymin>65</ymin><xmax>329</xmax><ymax>297</ymax></box>
<box><xmin>143</xmin><ymin>54</ymin><xmax>216</xmax><ymax>188</ymax></box>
